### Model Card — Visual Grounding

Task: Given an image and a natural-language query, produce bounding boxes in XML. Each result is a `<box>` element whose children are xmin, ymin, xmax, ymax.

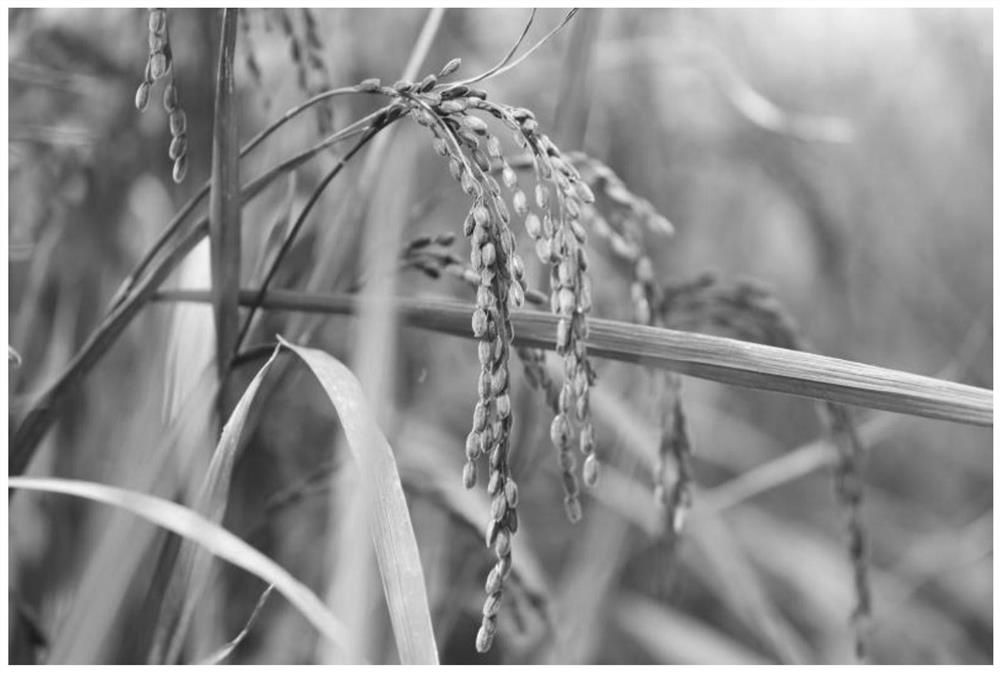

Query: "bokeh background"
<box><xmin>8</xmin><ymin>7</ymin><xmax>992</xmax><ymax>664</ymax></box>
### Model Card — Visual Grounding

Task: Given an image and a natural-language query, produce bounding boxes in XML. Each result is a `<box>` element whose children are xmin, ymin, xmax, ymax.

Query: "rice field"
<box><xmin>7</xmin><ymin>7</ymin><xmax>993</xmax><ymax>665</ymax></box>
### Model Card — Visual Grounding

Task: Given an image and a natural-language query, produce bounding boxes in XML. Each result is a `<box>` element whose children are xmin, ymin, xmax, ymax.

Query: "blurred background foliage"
<box><xmin>8</xmin><ymin>7</ymin><xmax>992</xmax><ymax>664</ymax></box>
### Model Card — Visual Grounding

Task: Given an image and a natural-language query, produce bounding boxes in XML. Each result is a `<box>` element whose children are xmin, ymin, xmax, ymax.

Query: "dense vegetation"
<box><xmin>8</xmin><ymin>8</ymin><xmax>992</xmax><ymax>664</ymax></box>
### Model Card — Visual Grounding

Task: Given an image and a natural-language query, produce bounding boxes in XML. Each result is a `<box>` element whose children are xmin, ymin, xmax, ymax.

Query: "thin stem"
<box><xmin>453</xmin><ymin>9</ymin><xmax>536</xmax><ymax>86</ymax></box>
<box><xmin>489</xmin><ymin>9</ymin><xmax>579</xmax><ymax>81</ymax></box>
<box><xmin>157</xmin><ymin>288</ymin><xmax>994</xmax><ymax>428</ymax></box>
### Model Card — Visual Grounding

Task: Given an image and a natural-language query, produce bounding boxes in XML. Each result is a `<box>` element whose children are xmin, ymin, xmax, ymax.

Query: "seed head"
<box><xmin>172</xmin><ymin>155</ymin><xmax>187</xmax><ymax>183</ymax></box>
<box><xmin>418</xmin><ymin>74</ymin><xmax>438</xmax><ymax>92</ymax></box>
<box><xmin>490</xmin><ymin>493</ymin><xmax>508</xmax><ymax>521</ymax></box>
<box><xmin>493</xmin><ymin>529</ymin><xmax>511</xmax><ymax>557</ymax></box>
<box><xmin>463</xmin><ymin>461</ymin><xmax>478</xmax><ymax>489</ymax></box>
<box><xmin>162</xmin><ymin>81</ymin><xmax>179</xmax><ymax>112</ymax></box>
<box><xmin>495</xmin><ymin>393</ymin><xmax>511</xmax><ymax>419</ymax></box>
<box><xmin>439</xmin><ymin>57</ymin><xmax>462</xmax><ymax>78</ymax></box>
<box><xmin>134</xmin><ymin>82</ymin><xmax>151</xmax><ymax>111</ymax></box>
<box><xmin>508</xmin><ymin>281</ymin><xmax>525</xmax><ymax>309</ymax></box>
<box><xmin>550</xmin><ymin>414</ymin><xmax>570</xmax><ymax>449</ymax></box>
<box><xmin>503</xmin><ymin>480</ymin><xmax>519</xmax><ymax>507</ymax></box>
<box><xmin>168</xmin><ymin>134</ymin><xmax>187</xmax><ymax>162</ymax></box>
<box><xmin>149</xmin><ymin>51</ymin><xmax>169</xmax><ymax>80</ymax></box>
<box><xmin>485</xmin><ymin>565</ymin><xmax>503</xmax><ymax>595</ymax></box>
<box><xmin>148</xmin><ymin>31</ymin><xmax>166</xmax><ymax>53</ymax></box>
<box><xmin>475</xmin><ymin>618</ymin><xmax>496</xmax><ymax>653</ymax></box>
<box><xmin>564</xmin><ymin>495</ymin><xmax>582</xmax><ymax>523</ymax></box>
<box><xmin>461</xmin><ymin>114</ymin><xmax>489</xmax><ymax>134</ymax></box>
<box><xmin>168</xmin><ymin>110</ymin><xmax>187</xmax><ymax>136</ymax></box>
<box><xmin>582</xmin><ymin>453</ymin><xmax>600</xmax><ymax>487</ymax></box>
<box><xmin>472</xmin><ymin>205</ymin><xmax>491</xmax><ymax>229</ymax></box>
<box><xmin>148</xmin><ymin>9</ymin><xmax>167</xmax><ymax>34</ymax></box>
<box><xmin>482</xmin><ymin>591</ymin><xmax>503</xmax><ymax>618</ymax></box>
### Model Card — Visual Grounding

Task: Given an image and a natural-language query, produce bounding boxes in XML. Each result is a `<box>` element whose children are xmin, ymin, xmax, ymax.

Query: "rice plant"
<box><xmin>8</xmin><ymin>7</ymin><xmax>993</xmax><ymax>665</ymax></box>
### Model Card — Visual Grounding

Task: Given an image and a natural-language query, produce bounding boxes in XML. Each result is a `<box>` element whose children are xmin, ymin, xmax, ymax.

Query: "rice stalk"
<box><xmin>161</xmin><ymin>288</ymin><xmax>993</xmax><ymax>427</ymax></box>
<box><xmin>208</xmin><ymin>8</ymin><xmax>241</xmax><ymax>391</ymax></box>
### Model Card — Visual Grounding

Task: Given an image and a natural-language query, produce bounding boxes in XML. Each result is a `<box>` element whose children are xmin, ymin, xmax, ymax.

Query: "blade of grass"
<box><xmin>9</xmin><ymin>476</ymin><xmax>356</xmax><ymax>660</ymax></box>
<box><xmin>163</xmin><ymin>239</ymin><xmax>216</xmax><ymax>424</ymax></box>
<box><xmin>163</xmin><ymin>289</ymin><xmax>993</xmax><ymax>427</ymax></box>
<box><xmin>209</xmin><ymin>8</ymin><xmax>241</xmax><ymax>387</ymax></box>
<box><xmin>151</xmin><ymin>347</ymin><xmax>281</xmax><ymax>664</ymax></box>
<box><xmin>278</xmin><ymin>338</ymin><xmax>438</xmax><ymax>665</ymax></box>
<box><xmin>318</xmin><ymin>128</ymin><xmax>417</xmax><ymax>663</ymax></box>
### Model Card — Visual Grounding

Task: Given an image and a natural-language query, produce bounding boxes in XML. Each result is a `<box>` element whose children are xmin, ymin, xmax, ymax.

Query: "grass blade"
<box><xmin>151</xmin><ymin>347</ymin><xmax>281</xmax><ymax>663</ymax></box>
<box><xmin>9</xmin><ymin>476</ymin><xmax>356</xmax><ymax>660</ymax></box>
<box><xmin>209</xmin><ymin>8</ymin><xmax>241</xmax><ymax>386</ymax></box>
<box><xmin>279</xmin><ymin>338</ymin><xmax>439</xmax><ymax>665</ymax></box>
<box><xmin>163</xmin><ymin>239</ymin><xmax>217</xmax><ymax>424</ymax></box>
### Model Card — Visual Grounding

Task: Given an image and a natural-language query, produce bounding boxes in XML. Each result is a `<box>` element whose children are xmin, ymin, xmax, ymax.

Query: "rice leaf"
<box><xmin>163</xmin><ymin>239</ymin><xmax>217</xmax><ymax>424</ymax></box>
<box><xmin>151</xmin><ymin>346</ymin><xmax>281</xmax><ymax>663</ymax></box>
<box><xmin>209</xmin><ymin>8</ymin><xmax>241</xmax><ymax>383</ymax></box>
<box><xmin>279</xmin><ymin>337</ymin><xmax>439</xmax><ymax>665</ymax></box>
<box><xmin>9</xmin><ymin>477</ymin><xmax>355</xmax><ymax>659</ymax></box>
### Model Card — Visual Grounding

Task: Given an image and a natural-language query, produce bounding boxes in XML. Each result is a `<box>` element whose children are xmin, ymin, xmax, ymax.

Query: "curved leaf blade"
<box><xmin>153</xmin><ymin>347</ymin><xmax>281</xmax><ymax>663</ymax></box>
<box><xmin>279</xmin><ymin>337</ymin><xmax>438</xmax><ymax>665</ymax></box>
<box><xmin>8</xmin><ymin>477</ymin><xmax>356</xmax><ymax>660</ymax></box>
